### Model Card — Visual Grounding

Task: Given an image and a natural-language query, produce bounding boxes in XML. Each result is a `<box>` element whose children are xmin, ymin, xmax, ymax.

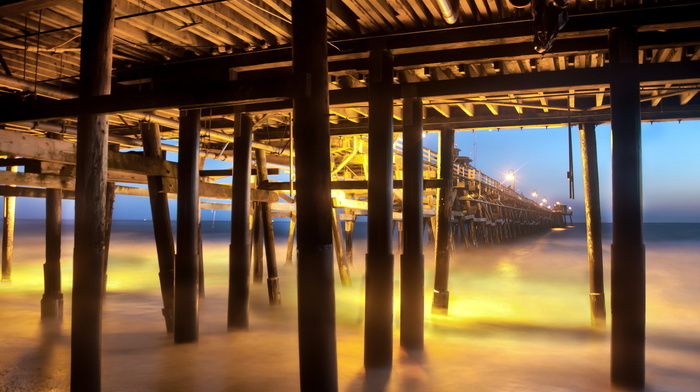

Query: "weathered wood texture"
<box><xmin>254</xmin><ymin>145</ymin><xmax>281</xmax><ymax>305</ymax></box>
<box><xmin>41</xmin><ymin>185</ymin><xmax>63</xmax><ymax>319</ymax></box>
<box><xmin>228</xmin><ymin>112</ymin><xmax>253</xmax><ymax>330</ymax></box>
<box><xmin>41</xmin><ymin>132</ymin><xmax>64</xmax><ymax>319</ymax></box>
<box><xmin>292</xmin><ymin>0</ymin><xmax>339</xmax><ymax>390</ymax></box>
<box><xmin>579</xmin><ymin>123</ymin><xmax>606</xmax><ymax>328</ymax></box>
<box><xmin>0</xmin><ymin>129</ymin><xmax>277</xmax><ymax>202</ymax></box>
<box><xmin>141</xmin><ymin>122</ymin><xmax>176</xmax><ymax>333</ymax></box>
<box><xmin>70</xmin><ymin>0</ymin><xmax>115</xmax><ymax>390</ymax></box>
<box><xmin>400</xmin><ymin>93</ymin><xmax>425</xmax><ymax>350</ymax></box>
<box><xmin>174</xmin><ymin>109</ymin><xmax>201</xmax><ymax>343</ymax></box>
<box><xmin>364</xmin><ymin>45</ymin><xmax>395</xmax><ymax>370</ymax></box>
<box><xmin>1</xmin><ymin>166</ymin><xmax>17</xmax><ymax>282</ymax></box>
<box><xmin>432</xmin><ymin>127</ymin><xmax>455</xmax><ymax>312</ymax></box>
<box><xmin>609</xmin><ymin>26</ymin><xmax>646</xmax><ymax>390</ymax></box>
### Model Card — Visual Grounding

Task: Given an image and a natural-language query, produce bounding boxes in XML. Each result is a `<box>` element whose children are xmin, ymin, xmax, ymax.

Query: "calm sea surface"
<box><xmin>1</xmin><ymin>220</ymin><xmax>698</xmax><ymax>391</ymax></box>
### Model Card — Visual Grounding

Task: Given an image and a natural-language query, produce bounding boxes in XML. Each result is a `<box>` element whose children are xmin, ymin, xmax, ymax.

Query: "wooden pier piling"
<box><xmin>579</xmin><ymin>123</ymin><xmax>606</xmax><ymax>328</ymax></box>
<box><xmin>400</xmin><ymin>93</ymin><xmax>425</xmax><ymax>351</ymax></box>
<box><xmin>344</xmin><ymin>220</ymin><xmax>355</xmax><ymax>266</ymax></box>
<box><xmin>228</xmin><ymin>112</ymin><xmax>253</xmax><ymax>330</ymax></box>
<box><xmin>174</xmin><ymin>109</ymin><xmax>201</xmax><ymax>343</ymax></box>
<box><xmin>70</xmin><ymin>0</ymin><xmax>115</xmax><ymax>389</ymax></box>
<box><xmin>609</xmin><ymin>26</ymin><xmax>646</xmax><ymax>390</ymax></box>
<box><xmin>432</xmin><ymin>128</ymin><xmax>455</xmax><ymax>313</ymax></box>
<box><xmin>285</xmin><ymin>214</ymin><xmax>296</xmax><ymax>266</ymax></box>
<box><xmin>252</xmin><ymin>203</ymin><xmax>264</xmax><ymax>283</ymax></box>
<box><xmin>292</xmin><ymin>0</ymin><xmax>339</xmax><ymax>389</ymax></box>
<box><xmin>142</xmin><ymin>122</ymin><xmax>176</xmax><ymax>333</ymax></box>
<box><xmin>41</xmin><ymin>186</ymin><xmax>63</xmax><ymax>319</ymax></box>
<box><xmin>364</xmin><ymin>44</ymin><xmax>395</xmax><ymax>369</ymax></box>
<box><xmin>255</xmin><ymin>145</ymin><xmax>281</xmax><ymax>305</ymax></box>
<box><xmin>41</xmin><ymin>134</ymin><xmax>63</xmax><ymax>319</ymax></box>
<box><xmin>331</xmin><ymin>206</ymin><xmax>351</xmax><ymax>286</ymax></box>
<box><xmin>1</xmin><ymin>166</ymin><xmax>16</xmax><ymax>282</ymax></box>
<box><xmin>102</xmin><ymin>144</ymin><xmax>118</xmax><ymax>292</ymax></box>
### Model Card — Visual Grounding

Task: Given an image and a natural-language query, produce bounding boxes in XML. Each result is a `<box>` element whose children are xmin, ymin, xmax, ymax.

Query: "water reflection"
<box><xmin>0</xmin><ymin>221</ymin><xmax>699</xmax><ymax>391</ymax></box>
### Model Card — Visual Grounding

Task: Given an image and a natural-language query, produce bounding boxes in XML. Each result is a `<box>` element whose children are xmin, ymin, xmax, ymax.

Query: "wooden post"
<box><xmin>228</xmin><ymin>112</ymin><xmax>253</xmax><ymax>330</ymax></box>
<box><xmin>579</xmin><ymin>123</ymin><xmax>607</xmax><ymax>328</ymax></box>
<box><xmin>344</xmin><ymin>219</ymin><xmax>355</xmax><ymax>266</ymax></box>
<box><xmin>285</xmin><ymin>213</ymin><xmax>296</xmax><ymax>266</ymax></box>
<box><xmin>432</xmin><ymin>128</ymin><xmax>455</xmax><ymax>313</ymax></box>
<box><xmin>141</xmin><ymin>122</ymin><xmax>175</xmax><ymax>333</ymax></box>
<box><xmin>198</xmin><ymin>156</ymin><xmax>206</xmax><ymax>298</ymax></box>
<box><xmin>609</xmin><ymin>26</ymin><xmax>645</xmax><ymax>390</ymax></box>
<box><xmin>41</xmin><ymin>142</ymin><xmax>63</xmax><ymax>319</ymax></box>
<box><xmin>252</xmin><ymin>202</ymin><xmax>264</xmax><ymax>283</ymax></box>
<box><xmin>400</xmin><ymin>92</ymin><xmax>424</xmax><ymax>350</ymax></box>
<box><xmin>70</xmin><ymin>0</ymin><xmax>114</xmax><ymax>389</ymax></box>
<box><xmin>255</xmin><ymin>145</ymin><xmax>282</xmax><ymax>305</ymax></box>
<box><xmin>364</xmin><ymin>43</ymin><xmax>395</xmax><ymax>370</ymax></box>
<box><xmin>331</xmin><ymin>207</ymin><xmax>351</xmax><ymax>285</ymax></box>
<box><xmin>1</xmin><ymin>166</ymin><xmax>16</xmax><ymax>282</ymax></box>
<box><xmin>174</xmin><ymin>108</ymin><xmax>201</xmax><ymax>343</ymax></box>
<box><xmin>292</xmin><ymin>0</ymin><xmax>339</xmax><ymax>389</ymax></box>
<box><xmin>102</xmin><ymin>144</ymin><xmax>118</xmax><ymax>291</ymax></box>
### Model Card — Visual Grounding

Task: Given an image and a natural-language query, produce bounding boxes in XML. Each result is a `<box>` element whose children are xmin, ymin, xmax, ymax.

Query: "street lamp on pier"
<box><xmin>505</xmin><ymin>169</ymin><xmax>516</xmax><ymax>190</ymax></box>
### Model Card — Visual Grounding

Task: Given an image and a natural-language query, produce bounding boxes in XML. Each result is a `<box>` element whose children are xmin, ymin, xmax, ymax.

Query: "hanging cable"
<box><xmin>567</xmin><ymin>105</ymin><xmax>575</xmax><ymax>199</ymax></box>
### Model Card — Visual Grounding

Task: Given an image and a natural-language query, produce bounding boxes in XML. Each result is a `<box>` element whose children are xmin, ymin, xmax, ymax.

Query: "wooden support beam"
<box><xmin>197</xmin><ymin>156</ymin><xmax>206</xmax><ymax>299</ymax></box>
<box><xmin>579</xmin><ymin>123</ymin><xmax>606</xmax><ymax>328</ymax></box>
<box><xmin>344</xmin><ymin>219</ymin><xmax>355</xmax><ymax>266</ymax></box>
<box><xmin>141</xmin><ymin>122</ymin><xmax>176</xmax><ymax>333</ymax></box>
<box><xmin>0</xmin><ymin>0</ymin><xmax>69</xmax><ymax>18</ymax></box>
<box><xmin>0</xmin><ymin>129</ymin><xmax>178</xmax><ymax>179</ymax></box>
<box><xmin>252</xmin><ymin>203</ymin><xmax>264</xmax><ymax>284</ymax></box>
<box><xmin>102</xmin><ymin>143</ymin><xmax>118</xmax><ymax>287</ymax></box>
<box><xmin>432</xmin><ymin>127</ymin><xmax>455</xmax><ymax>313</ymax></box>
<box><xmin>70</xmin><ymin>0</ymin><xmax>114</xmax><ymax>389</ymax></box>
<box><xmin>0</xmin><ymin>167</ymin><xmax>276</xmax><ymax>202</ymax></box>
<box><xmin>228</xmin><ymin>112</ymin><xmax>253</xmax><ymax>330</ymax></box>
<box><xmin>364</xmin><ymin>43</ymin><xmax>395</xmax><ymax>370</ymax></box>
<box><xmin>260</xmin><ymin>179</ymin><xmax>447</xmax><ymax>192</ymax></box>
<box><xmin>174</xmin><ymin>108</ymin><xmax>201</xmax><ymax>343</ymax></box>
<box><xmin>1</xmin><ymin>166</ymin><xmax>17</xmax><ymax>282</ymax></box>
<box><xmin>292</xmin><ymin>1</ymin><xmax>339</xmax><ymax>389</ymax></box>
<box><xmin>255</xmin><ymin>143</ymin><xmax>282</xmax><ymax>305</ymax></box>
<box><xmin>3</xmin><ymin>60</ymin><xmax>700</xmax><ymax>124</ymax></box>
<box><xmin>285</xmin><ymin>213</ymin><xmax>296</xmax><ymax>266</ymax></box>
<box><xmin>41</xmin><ymin>183</ymin><xmax>64</xmax><ymax>319</ymax></box>
<box><xmin>457</xmin><ymin>102</ymin><xmax>475</xmax><ymax>116</ymax></box>
<box><xmin>330</xmin><ymin>206</ymin><xmax>351</xmax><ymax>285</ymax></box>
<box><xmin>400</xmin><ymin>90</ymin><xmax>425</xmax><ymax>351</ymax></box>
<box><xmin>609</xmin><ymin>26</ymin><xmax>646</xmax><ymax>390</ymax></box>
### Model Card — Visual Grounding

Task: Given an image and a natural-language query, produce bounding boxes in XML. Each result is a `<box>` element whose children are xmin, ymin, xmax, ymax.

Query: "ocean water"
<box><xmin>0</xmin><ymin>220</ymin><xmax>698</xmax><ymax>391</ymax></box>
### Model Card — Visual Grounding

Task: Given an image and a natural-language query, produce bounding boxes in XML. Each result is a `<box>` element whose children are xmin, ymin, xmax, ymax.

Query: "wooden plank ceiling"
<box><xmin>1</xmin><ymin>0</ymin><xmax>700</xmax><ymax>149</ymax></box>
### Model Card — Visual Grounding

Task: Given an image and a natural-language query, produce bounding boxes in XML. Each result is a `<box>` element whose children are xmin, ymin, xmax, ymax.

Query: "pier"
<box><xmin>1</xmin><ymin>0</ymin><xmax>699</xmax><ymax>390</ymax></box>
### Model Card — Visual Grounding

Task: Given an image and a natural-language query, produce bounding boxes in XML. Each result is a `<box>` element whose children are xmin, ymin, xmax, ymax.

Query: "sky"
<box><xmin>12</xmin><ymin>120</ymin><xmax>700</xmax><ymax>223</ymax></box>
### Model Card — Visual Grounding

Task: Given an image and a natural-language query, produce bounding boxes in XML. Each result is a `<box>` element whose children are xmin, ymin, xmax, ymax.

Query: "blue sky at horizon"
<box><xmin>12</xmin><ymin>120</ymin><xmax>700</xmax><ymax>223</ymax></box>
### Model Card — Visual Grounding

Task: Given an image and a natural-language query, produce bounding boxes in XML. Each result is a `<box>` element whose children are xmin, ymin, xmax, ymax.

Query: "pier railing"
<box><xmin>392</xmin><ymin>136</ymin><xmax>531</xmax><ymax>205</ymax></box>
